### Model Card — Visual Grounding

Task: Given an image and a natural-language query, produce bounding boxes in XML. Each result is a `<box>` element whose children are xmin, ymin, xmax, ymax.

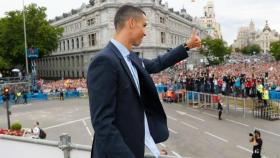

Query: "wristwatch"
<box><xmin>183</xmin><ymin>43</ymin><xmax>190</xmax><ymax>51</ymax></box>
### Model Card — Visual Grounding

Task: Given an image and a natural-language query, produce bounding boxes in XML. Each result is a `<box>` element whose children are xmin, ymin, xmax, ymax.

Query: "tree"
<box><xmin>241</xmin><ymin>44</ymin><xmax>261</xmax><ymax>55</ymax></box>
<box><xmin>234</xmin><ymin>47</ymin><xmax>241</xmax><ymax>53</ymax></box>
<box><xmin>0</xmin><ymin>3</ymin><xmax>63</xmax><ymax>69</ymax></box>
<box><xmin>199</xmin><ymin>37</ymin><xmax>231</xmax><ymax>65</ymax></box>
<box><xmin>270</xmin><ymin>40</ymin><xmax>280</xmax><ymax>60</ymax></box>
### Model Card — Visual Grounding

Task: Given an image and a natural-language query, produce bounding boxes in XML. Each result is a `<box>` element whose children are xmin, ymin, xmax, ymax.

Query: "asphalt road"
<box><xmin>1</xmin><ymin>98</ymin><xmax>280</xmax><ymax>158</ymax></box>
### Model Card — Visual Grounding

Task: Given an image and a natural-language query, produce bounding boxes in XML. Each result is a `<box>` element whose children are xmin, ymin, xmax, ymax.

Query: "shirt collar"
<box><xmin>110</xmin><ymin>39</ymin><xmax>130</xmax><ymax>58</ymax></box>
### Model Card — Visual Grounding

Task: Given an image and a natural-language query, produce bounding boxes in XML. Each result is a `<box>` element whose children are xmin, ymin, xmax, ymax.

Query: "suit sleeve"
<box><xmin>143</xmin><ymin>44</ymin><xmax>189</xmax><ymax>74</ymax></box>
<box><xmin>87</xmin><ymin>55</ymin><xmax>135</xmax><ymax>158</ymax></box>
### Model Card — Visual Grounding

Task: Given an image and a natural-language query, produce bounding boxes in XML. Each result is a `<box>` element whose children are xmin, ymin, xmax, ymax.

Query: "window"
<box><xmin>161</xmin><ymin>32</ymin><xmax>166</xmax><ymax>44</ymax></box>
<box><xmin>59</xmin><ymin>42</ymin><xmax>61</xmax><ymax>51</ymax></box>
<box><xmin>77</xmin><ymin>71</ymin><xmax>80</xmax><ymax>77</ymax></box>
<box><xmin>77</xmin><ymin>56</ymin><xmax>80</xmax><ymax>66</ymax></box>
<box><xmin>160</xmin><ymin>17</ymin><xmax>165</xmax><ymax>24</ymax></box>
<box><xmin>63</xmin><ymin>41</ymin><xmax>65</xmax><ymax>51</ymax></box>
<box><xmin>72</xmin><ymin>39</ymin><xmax>74</xmax><ymax>49</ymax></box>
<box><xmin>63</xmin><ymin>58</ymin><xmax>66</xmax><ymax>67</ymax></box>
<box><xmin>67</xmin><ymin>40</ymin><xmax>70</xmax><ymax>50</ymax></box>
<box><xmin>76</xmin><ymin>38</ymin><xmax>79</xmax><ymax>49</ymax></box>
<box><xmin>88</xmin><ymin>33</ymin><xmax>96</xmax><ymax>46</ymax></box>
<box><xmin>87</xmin><ymin>18</ymin><xmax>96</xmax><ymax>26</ymax></box>
<box><xmin>81</xmin><ymin>36</ymin><xmax>84</xmax><ymax>48</ymax></box>
<box><xmin>72</xmin><ymin>57</ymin><xmax>75</xmax><ymax>67</ymax></box>
<box><xmin>68</xmin><ymin>57</ymin><xmax>70</xmax><ymax>67</ymax></box>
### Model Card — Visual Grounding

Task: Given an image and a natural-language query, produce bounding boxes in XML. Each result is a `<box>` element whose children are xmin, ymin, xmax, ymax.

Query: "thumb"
<box><xmin>192</xmin><ymin>28</ymin><xmax>197</xmax><ymax>37</ymax></box>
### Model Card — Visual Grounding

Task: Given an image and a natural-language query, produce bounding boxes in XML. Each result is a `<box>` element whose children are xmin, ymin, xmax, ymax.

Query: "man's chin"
<box><xmin>133</xmin><ymin>43</ymin><xmax>141</xmax><ymax>47</ymax></box>
<box><xmin>133</xmin><ymin>41</ymin><xmax>142</xmax><ymax>47</ymax></box>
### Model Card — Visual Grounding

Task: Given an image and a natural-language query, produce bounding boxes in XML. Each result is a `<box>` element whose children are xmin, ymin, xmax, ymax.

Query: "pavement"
<box><xmin>0</xmin><ymin>98</ymin><xmax>280</xmax><ymax>158</ymax></box>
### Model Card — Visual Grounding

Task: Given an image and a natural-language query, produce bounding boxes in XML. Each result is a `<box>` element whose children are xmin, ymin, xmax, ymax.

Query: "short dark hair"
<box><xmin>254</xmin><ymin>130</ymin><xmax>261</xmax><ymax>136</ymax></box>
<box><xmin>114</xmin><ymin>5</ymin><xmax>146</xmax><ymax>31</ymax></box>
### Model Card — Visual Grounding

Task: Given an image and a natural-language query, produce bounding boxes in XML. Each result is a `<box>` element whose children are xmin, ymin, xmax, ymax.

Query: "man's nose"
<box><xmin>143</xmin><ymin>30</ymin><xmax>146</xmax><ymax>36</ymax></box>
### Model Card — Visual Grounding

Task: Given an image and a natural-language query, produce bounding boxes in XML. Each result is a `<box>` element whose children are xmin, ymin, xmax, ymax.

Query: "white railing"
<box><xmin>0</xmin><ymin>133</ymin><xmax>178</xmax><ymax>158</ymax></box>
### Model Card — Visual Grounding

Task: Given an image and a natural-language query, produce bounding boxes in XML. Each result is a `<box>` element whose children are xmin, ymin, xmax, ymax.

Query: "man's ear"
<box><xmin>127</xmin><ymin>17</ymin><xmax>136</xmax><ymax>29</ymax></box>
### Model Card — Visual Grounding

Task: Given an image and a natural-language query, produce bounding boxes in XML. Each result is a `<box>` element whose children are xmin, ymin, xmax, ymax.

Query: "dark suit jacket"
<box><xmin>87</xmin><ymin>42</ymin><xmax>189</xmax><ymax>158</ymax></box>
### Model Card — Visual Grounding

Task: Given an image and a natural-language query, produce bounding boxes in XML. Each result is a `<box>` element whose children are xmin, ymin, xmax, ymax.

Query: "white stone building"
<box><xmin>255</xmin><ymin>21</ymin><xmax>280</xmax><ymax>54</ymax></box>
<box><xmin>233</xmin><ymin>20</ymin><xmax>279</xmax><ymax>53</ymax></box>
<box><xmin>232</xmin><ymin>20</ymin><xmax>256</xmax><ymax>50</ymax></box>
<box><xmin>197</xmin><ymin>0</ymin><xmax>222</xmax><ymax>39</ymax></box>
<box><xmin>36</xmin><ymin>0</ymin><xmax>208</xmax><ymax>79</ymax></box>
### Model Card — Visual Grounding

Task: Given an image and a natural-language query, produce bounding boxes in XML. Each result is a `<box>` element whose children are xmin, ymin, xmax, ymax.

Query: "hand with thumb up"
<box><xmin>186</xmin><ymin>28</ymin><xmax>201</xmax><ymax>49</ymax></box>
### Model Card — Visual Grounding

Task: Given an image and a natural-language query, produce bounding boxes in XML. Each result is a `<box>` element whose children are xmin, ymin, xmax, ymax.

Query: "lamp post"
<box><xmin>23</xmin><ymin>0</ymin><xmax>29</xmax><ymax>75</ymax></box>
<box><xmin>3</xmin><ymin>87</ymin><xmax>11</xmax><ymax>129</ymax></box>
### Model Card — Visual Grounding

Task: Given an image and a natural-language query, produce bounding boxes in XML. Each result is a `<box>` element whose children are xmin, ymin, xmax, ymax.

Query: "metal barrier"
<box><xmin>185</xmin><ymin>91</ymin><xmax>220</xmax><ymax>110</ymax></box>
<box><xmin>182</xmin><ymin>91</ymin><xmax>280</xmax><ymax>120</ymax></box>
<box><xmin>253</xmin><ymin>100</ymin><xmax>280</xmax><ymax>120</ymax></box>
<box><xmin>0</xmin><ymin>134</ymin><xmax>178</xmax><ymax>158</ymax></box>
<box><xmin>270</xmin><ymin>91</ymin><xmax>280</xmax><ymax>100</ymax></box>
<box><xmin>0</xmin><ymin>91</ymin><xmax>86</xmax><ymax>105</ymax></box>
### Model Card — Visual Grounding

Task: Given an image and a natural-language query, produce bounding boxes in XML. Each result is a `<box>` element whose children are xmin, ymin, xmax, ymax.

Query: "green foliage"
<box><xmin>234</xmin><ymin>47</ymin><xmax>241</xmax><ymax>53</ymax></box>
<box><xmin>199</xmin><ymin>37</ymin><xmax>231</xmax><ymax>65</ymax></box>
<box><xmin>11</xmin><ymin>122</ymin><xmax>22</xmax><ymax>131</ymax></box>
<box><xmin>0</xmin><ymin>3</ymin><xmax>63</xmax><ymax>69</ymax></box>
<box><xmin>241</xmin><ymin>44</ymin><xmax>261</xmax><ymax>55</ymax></box>
<box><xmin>270</xmin><ymin>40</ymin><xmax>280</xmax><ymax>60</ymax></box>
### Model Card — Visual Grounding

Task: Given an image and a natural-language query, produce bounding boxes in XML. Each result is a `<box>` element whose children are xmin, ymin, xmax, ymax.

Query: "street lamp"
<box><xmin>23</xmin><ymin>0</ymin><xmax>29</xmax><ymax>75</ymax></box>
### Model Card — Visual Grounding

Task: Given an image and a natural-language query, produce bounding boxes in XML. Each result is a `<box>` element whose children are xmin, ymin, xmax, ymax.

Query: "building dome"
<box><xmin>263</xmin><ymin>20</ymin><xmax>271</xmax><ymax>32</ymax></box>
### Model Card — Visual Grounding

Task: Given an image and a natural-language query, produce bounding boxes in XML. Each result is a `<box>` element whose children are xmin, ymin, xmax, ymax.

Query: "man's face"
<box><xmin>130</xmin><ymin>14</ymin><xmax>147</xmax><ymax>46</ymax></box>
<box><xmin>255</xmin><ymin>132</ymin><xmax>260</xmax><ymax>138</ymax></box>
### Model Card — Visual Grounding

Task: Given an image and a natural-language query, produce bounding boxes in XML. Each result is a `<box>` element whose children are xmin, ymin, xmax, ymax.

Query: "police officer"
<box><xmin>262</xmin><ymin>87</ymin><xmax>269</xmax><ymax>107</ymax></box>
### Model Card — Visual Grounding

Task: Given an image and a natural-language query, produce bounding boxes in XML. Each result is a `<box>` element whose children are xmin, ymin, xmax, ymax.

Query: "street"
<box><xmin>0</xmin><ymin>98</ymin><xmax>280</xmax><ymax>158</ymax></box>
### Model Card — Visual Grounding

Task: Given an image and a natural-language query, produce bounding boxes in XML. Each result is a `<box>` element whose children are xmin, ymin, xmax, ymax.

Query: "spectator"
<box><xmin>32</xmin><ymin>121</ymin><xmax>40</xmax><ymax>139</ymax></box>
<box><xmin>59</xmin><ymin>89</ymin><xmax>64</xmax><ymax>101</ymax></box>
<box><xmin>23</xmin><ymin>89</ymin><xmax>28</xmax><ymax>104</ymax></box>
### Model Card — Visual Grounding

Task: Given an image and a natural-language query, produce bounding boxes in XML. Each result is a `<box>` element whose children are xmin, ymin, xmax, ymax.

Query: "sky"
<box><xmin>0</xmin><ymin>0</ymin><xmax>279</xmax><ymax>45</ymax></box>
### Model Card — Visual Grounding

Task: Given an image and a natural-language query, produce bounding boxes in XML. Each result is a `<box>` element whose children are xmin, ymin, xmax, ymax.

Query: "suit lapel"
<box><xmin>128</xmin><ymin>53</ymin><xmax>146</xmax><ymax>76</ymax></box>
<box><xmin>108</xmin><ymin>42</ymin><xmax>139</xmax><ymax>96</ymax></box>
<box><xmin>129</xmin><ymin>52</ymin><xmax>160</xmax><ymax>101</ymax></box>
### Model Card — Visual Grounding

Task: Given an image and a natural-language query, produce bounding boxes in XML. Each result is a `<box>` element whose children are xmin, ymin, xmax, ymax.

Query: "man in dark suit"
<box><xmin>87</xmin><ymin>4</ymin><xmax>201</xmax><ymax>158</ymax></box>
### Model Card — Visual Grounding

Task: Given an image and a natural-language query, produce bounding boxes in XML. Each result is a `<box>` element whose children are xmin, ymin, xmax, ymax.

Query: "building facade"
<box><xmin>233</xmin><ymin>21</ymin><xmax>279</xmax><ymax>53</ymax></box>
<box><xmin>196</xmin><ymin>0</ymin><xmax>222</xmax><ymax>39</ymax></box>
<box><xmin>36</xmin><ymin>0</ymin><xmax>208</xmax><ymax>79</ymax></box>
<box><xmin>255</xmin><ymin>21</ymin><xmax>280</xmax><ymax>54</ymax></box>
<box><xmin>232</xmin><ymin>20</ymin><xmax>256</xmax><ymax>50</ymax></box>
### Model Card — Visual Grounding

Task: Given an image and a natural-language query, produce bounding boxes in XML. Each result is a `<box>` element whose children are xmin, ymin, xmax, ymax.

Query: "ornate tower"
<box><xmin>204</xmin><ymin>0</ymin><xmax>215</xmax><ymax>18</ymax></box>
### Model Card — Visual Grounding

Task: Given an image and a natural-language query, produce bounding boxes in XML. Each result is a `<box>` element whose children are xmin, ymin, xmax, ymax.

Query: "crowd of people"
<box><xmin>40</xmin><ymin>78</ymin><xmax>87</xmax><ymax>93</ymax></box>
<box><xmin>152</xmin><ymin>54</ymin><xmax>280</xmax><ymax>99</ymax></box>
